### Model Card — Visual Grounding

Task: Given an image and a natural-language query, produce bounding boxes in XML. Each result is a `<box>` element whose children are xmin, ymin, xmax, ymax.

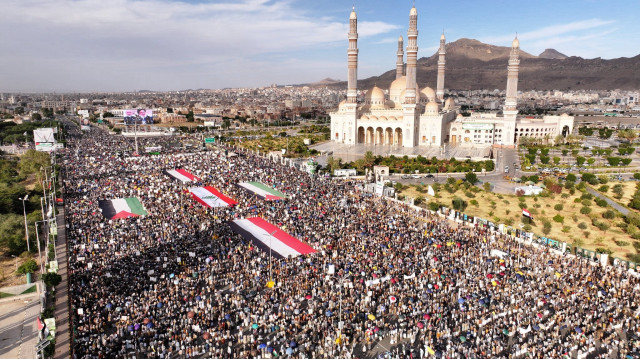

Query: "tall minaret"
<box><xmin>504</xmin><ymin>35</ymin><xmax>520</xmax><ymax>113</ymax></box>
<box><xmin>436</xmin><ymin>32</ymin><xmax>446</xmax><ymax>101</ymax></box>
<box><xmin>396</xmin><ymin>35</ymin><xmax>404</xmax><ymax>80</ymax></box>
<box><xmin>503</xmin><ymin>35</ymin><xmax>520</xmax><ymax>146</ymax></box>
<box><xmin>404</xmin><ymin>6</ymin><xmax>418</xmax><ymax>104</ymax></box>
<box><xmin>347</xmin><ymin>7</ymin><xmax>359</xmax><ymax>104</ymax></box>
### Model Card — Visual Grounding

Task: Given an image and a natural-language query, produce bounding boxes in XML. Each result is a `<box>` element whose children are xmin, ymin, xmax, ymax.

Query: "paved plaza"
<box><xmin>311</xmin><ymin>142</ymin><xmax>491</xmax><ymax>161</ymax></box>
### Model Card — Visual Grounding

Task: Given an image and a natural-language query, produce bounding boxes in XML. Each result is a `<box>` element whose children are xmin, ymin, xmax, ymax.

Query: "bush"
<box><xmin>428</xmin><ymin>202</ymin><xmax>440</xmax><ymax>212</ymax></box>
<box><xmin>566</xmin><ymin>174</ymin><xmax>577</xmax><ymax>182</ymax></box>
<box><xmin>580</xmin><ymin>207</ymin><xmax>592</xmax><ymax>214</ymax></box>
<box><xmin>602</xmin><ymin>210</ymin><xmax>616</xmax><ymax>219</ymax></box>
<box><xmin>42</xmin><ymin>272</ymin><xmax>62</xmax><ymax>288</ymax></box>
<box><xmin>595</xmin><ymin>198</ymin><xmax>608</xmax><ymax>207</ymax></box>
<box><xmin>581</xmin><ymin>199</ymin><xmax>592</xmax><ymax>207</ymax></box>
<box><xmin>562</xmin><ymin>226</ymin><xmax>571</xmax><ymax>233</ymax></box>
<box><xmin>597</xmin><ymin>175</ymin><xmax>609</xmax><ymax>185</ymax></box>
<box><xmin>561</xmin><ymin>193</ymin><xmax>569</xmax><ymax>199</ymax></box>
<box><xmin>598</xmin><ymin>185</ymin><xmax>609</xmax><ymax>193</ymax></box>
<box><xmin>553</xmin><ymin>214</ymin><xmax>564</xmax><ymax>223</ymax></box>
<box><xmin>578</xmin><ymin>222</ymin><xmax>587</xmax><ymax>230</ymax></box>
<box><xmin>470</xmin><ymin>199</ymin><xmax>479</xmax><ymax>207</ymax></box>
<box><xmin>554</xmin><ymin>204</ymin><xmax>563</xmax><ymax>211</ymax></box>
<box><xmin>464</xmin><ymin>191</ymin><xmax>475</xmax><ymax>198</ymax></box>
<box><xmin>581</xmin><ymin>193</ymin><xmax>593</xmax><ymax>200</ymax></box>
<box><xmin>518</xmin><ymin>202</ymin><xmax>528</xmax><ymax>209</ymax></box>
<box><xmin>634</xmin><ymin>173</ymin><xmax>640</xmax><ymax>180</ymax></box>
<box><xmin>452</xmin><ymin>197</ymin><xmax>467</xmax><ymax>211</ymax></box>
<box><xmin>465</xmin><ymin>171</ymin><xmax>478</xmax><ymax>185</ymax></box>
<box><xmin>17</xmin><ymin>259</ymin><xmax>38</xmax><ymax>274</ymax></box>
<box><xmin>414</xmin><ymin>196</ymin><xmax>425</xmax><ymax>206</ymax></box>
<box><xmin>542</xmin><ymin>221</ymin><xmax>552</xmax><ymax>236</ymax></box>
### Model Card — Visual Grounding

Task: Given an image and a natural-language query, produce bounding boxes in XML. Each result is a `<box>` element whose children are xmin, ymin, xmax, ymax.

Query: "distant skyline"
<box><xmin>0</xmin><ymin>0</ymin><xmax>637</xmax><ymax>93</ymax></box>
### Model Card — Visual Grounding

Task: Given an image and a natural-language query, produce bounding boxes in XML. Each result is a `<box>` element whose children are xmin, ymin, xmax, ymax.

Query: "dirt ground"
<box><xmin>400</xmin><ymin>181</ymin><xmax>637</xmax><ymax>260</ymax></box>
<box><xmin>0</xmin><ymin>252</ymin><xmax>42</xmax><ymax>289</ymax></box>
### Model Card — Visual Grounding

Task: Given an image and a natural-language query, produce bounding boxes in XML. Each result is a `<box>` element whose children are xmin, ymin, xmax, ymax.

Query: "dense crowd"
<box><xmin>61</xmin><ymin>123</ymin><xmax>640</xmax><ymax>359</ymax></box>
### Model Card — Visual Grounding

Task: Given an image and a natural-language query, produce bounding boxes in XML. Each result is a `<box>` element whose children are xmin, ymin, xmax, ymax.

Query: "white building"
<box><xmin>330</xmin><ymin>6</ymin><xmax>574</xmax><ymax>149</ymax></box>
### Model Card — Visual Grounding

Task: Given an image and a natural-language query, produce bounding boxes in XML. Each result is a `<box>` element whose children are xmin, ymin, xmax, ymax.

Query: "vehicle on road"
<box><xmin>411</xmin><ymin>174</ymin><xmax>421</xmax><ymax>179</ymax></box>
<box><xmin>425</xmin><ymin>174</ymin><xmax>434</xmax><ymax>178</ymax></box>
<box><xmin>504</xmin><ymin>166</ymin><xmax>509</xmax><ymax>173</ymax></box>
<box><xmin>401</xmin><ymin>175</ymin><xmax>410</xmax><ymax>179</ymax></box>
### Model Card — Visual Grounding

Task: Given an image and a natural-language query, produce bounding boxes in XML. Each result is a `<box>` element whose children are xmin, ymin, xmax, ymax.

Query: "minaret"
<box><xmin>503</xmin><ymin>35</ymin><xmax>520</xmax><ymax>146</ymax></box>
<box><xmin>504</xmin><ymin>35</ymin><xmax>520</xmax><ymax>113</ymax></box>
<box><xmin>396</xmin><ymin>36</ymin><xmax>404</xmax><ymax>80</ymax></box>
<box><xmin>436</xmin><ymin>32</ymin><xmax>446</xmax><ymax>101</ymax></box>
<box><xmin>404</xmin><ymin>6</ymin><xmax>418</xmax><ymax>104</ymax></box>
<box><xmin>347</xmin><ymin>7</ymin><xmax>359</xmax><ymax>104</ymax></box>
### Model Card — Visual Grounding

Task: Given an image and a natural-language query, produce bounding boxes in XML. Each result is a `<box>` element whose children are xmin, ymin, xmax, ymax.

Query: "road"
<box><xmin>585</xmin><ymin>187</ymin><xmax>630</xmax><ymax>216</ymax></box>
<box><xmin>0</xmin><ymin>294</ymin><xmax>40</xmax><ymax>359</ymax></box>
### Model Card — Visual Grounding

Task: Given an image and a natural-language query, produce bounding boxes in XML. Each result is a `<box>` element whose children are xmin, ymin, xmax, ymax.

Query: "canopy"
<box><xmin>229</xmin><ymin>217</ymin><xmax>316</xmax><ymax>259</ymax></box>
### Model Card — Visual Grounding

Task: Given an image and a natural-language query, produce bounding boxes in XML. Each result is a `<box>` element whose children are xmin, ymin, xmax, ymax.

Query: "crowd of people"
<box><xmin>61</xmin><ymin>121</ymin><xmax>640</xmax><ymax>359</ymax></box>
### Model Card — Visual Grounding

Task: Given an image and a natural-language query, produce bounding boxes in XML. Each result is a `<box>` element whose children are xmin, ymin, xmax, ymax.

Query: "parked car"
<box><xmin>411</xmin><ymin>174</ymin><xmax>421</xmax><ymax>179</ymax></box>
<box><xmin>401</xmin><ymin>175</ymin><xmax>410</xmax><ymax>179</ymax></box>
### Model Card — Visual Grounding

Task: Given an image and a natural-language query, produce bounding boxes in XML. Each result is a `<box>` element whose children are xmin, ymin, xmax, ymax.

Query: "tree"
<box><xmin>31</xmin><ymin>113</ymin><xmax>42</xmax><ymax>121</ymax></box>
<box><xmin>452</xmin><ymin>197</ymin><xmax>467</xmax><ymax>211</ymax></box>
<box><xmin>553</xmin><ymin>156</ymin><xmax>561</xmax><ymax>165</ymax></box>
<box><xmin>606</xmin><ymin>157</ymin><xmax>621</xmax><ymax>166</ymax></box>
<box><xmin>465</xmin><ymin>171</ymin><xmax>478</xmax><ymax>185</ymax></box>
<box><xmin>542</xmin><ymin>220</ymin><xmax>552</xmax><ymax>236</ymax></box>
<box><xmin>14</xmin><ymin>107</ymin><xmax>24</xmax><ymax>115</ymax></box>
<box><xmin>17</xmin><ymin>259</ymin><xmax>38</xmax><ymax>274</ymax></box>
<box><xmin>363</xmin><ymin>151</ymin><xmax>375</xmax><ymax>169</ymax></box>
<box><xmin>587</xmin><ymin>158</ymin><xmax>596</xmax><ymax>166</ymax></box>
<box><xmin>326</xmin><ymin>156</ymin><xmax>342</xmax><ymax>174</ymax></box>
<box><xmin>576</xmin><ymin>156</ymin><xmax>586</xmax><ymax>166</ymax></box>
<box><xmin>102</xmin><ymin>112</ymin><xmax>114</xmax><ymax>118</ymax></box>
<box><xmin>42</xmin><ymin>272</ymin><xmax>62</xmax><ymax>287</ymax></box>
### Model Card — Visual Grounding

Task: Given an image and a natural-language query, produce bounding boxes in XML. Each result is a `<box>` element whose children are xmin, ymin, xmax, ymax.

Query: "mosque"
<box><xmin>330</xmin><ymin>6</ymin><xmax>574</xmax><ymax>149</ymax></box>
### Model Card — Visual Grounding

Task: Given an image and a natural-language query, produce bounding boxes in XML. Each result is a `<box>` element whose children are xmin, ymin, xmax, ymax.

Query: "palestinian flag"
<box><xmin>98</xmin><ymin>198</ymin><xmax>148</xmax><ymax>219</ymax></box>
<box><xmin>189</xmin><ymin>186</ymin><xmax>237</xmax><ymax>208</ymax></box>
<box><xmin>164</xmin><ymin>169</ymin><xmax>199</xmax><ymax>183</ymax></box>
<box><xmin>238</xmin><ymin>182</ymin><xmax>287</xmax><ymax>200</ymax></box>
<box><xmin>522</xmin><ymin>208</ymin><xmax>534</xmax><ymax>220</ymax></box>
<box><xmin>229</xmin><ymin>217</ymin><xmax>316</xmax><ymax>259</ymax></box>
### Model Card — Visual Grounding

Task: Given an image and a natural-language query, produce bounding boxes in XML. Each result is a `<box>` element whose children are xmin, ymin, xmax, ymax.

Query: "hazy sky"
<box><xmin>0</xmin><ymin>0</ymin><xmax>636</xmax><ymax>92</ymax></box>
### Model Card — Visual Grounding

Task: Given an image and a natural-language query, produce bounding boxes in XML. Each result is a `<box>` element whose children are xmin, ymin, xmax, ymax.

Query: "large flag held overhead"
<box><xmin>98</xmin><ymin>198</ymin><xmax>148</xmax><ymax>219</ymax></box>
<box><xmin>522</xmin><ymin>208</ymin><xmax>534</xmax><ymax>220</ymax></box>
<box><xmin>229</xmin><ymin>217</ymin><xmax>316</xmax><ymax>259</ymax></box>
<box><xmin>164</xmin><ymin>169</ymin><xmax>199</xmax><ymax>183</ymax></box>
<box><xmin>190</xmin><ymin>186</ymin><xmax>237</xmax><ymax>208</ymax></box>
<box><xmin>238</xmin><ymin>182</ymin><xmax>287</xmax><ymax>200</ymax></box>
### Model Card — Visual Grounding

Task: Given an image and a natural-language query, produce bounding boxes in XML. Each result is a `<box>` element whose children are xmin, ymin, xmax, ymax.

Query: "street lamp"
<box><xmin>264</xmin><ymin>230</ymin><xmax>278</xmax><ymax>284</ymax></box>
<box><xmin>35</xmin><ymin>220</ymin><xmax>54</xmax><ymax>274</ymax></box>
<box><xmin>19</xmin><ymin>195</ymin><xmax>30</xmax><ymax>252</ymax></box>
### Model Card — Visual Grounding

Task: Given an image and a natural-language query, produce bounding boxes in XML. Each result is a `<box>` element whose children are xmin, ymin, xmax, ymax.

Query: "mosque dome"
<box><xmin>456</xmin><ymin>113</ymin><xmax>463</xmax><ymax>119</ymax></box>
<box><xmin>444</xmin><ymin>98</ymin><xmax>455</xmax><ymax>110</ymax></box>
<box><xmin>390</xmin><ymin>77</ymin><xmax>407</xmax><ymax>92</ymax></box>
<box><xmin>561</xmin><ymin>113</ymin><xmax>569</xmax><ymax>117</ymax></box>
<box><xmin>366</xmin><ymin>86</ymin><xmax>385</xmax><ymax>102</ymax></box>
<box><xmin>350</xmin><ymin>9</ymin><xmax>357</xmax><ymax>20</ymax></box>
<box><xmin>512</xmin><ymin>36</ymin><xmax>519</xmax><ymax>48</ymax></box>
<box><xmin>420</xmin><ymin>87</ymin><xmax>436</xmax><ymax>101</ymax></box>
<box><xmin>425</xmin><ymin>101</ymin><xmax>439</xmax><ymax>114</ymax></box>
<box><xmin>410</xmin><ymin>7</ymin><xmax>417</xmax><ymax>16</ymax></box>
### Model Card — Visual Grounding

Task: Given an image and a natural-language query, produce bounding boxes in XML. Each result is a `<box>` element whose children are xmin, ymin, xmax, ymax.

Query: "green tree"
<box><xmin>17</xmin><ymin>259</ymin><xmax>38</xmax><ymax>274</ymax></box>
<box><xmin>31</xmin><ymin>113</ymin><xmax>42</xmax><ymax>121</ymax></box>
<box><xmin>553</xmin><ymin>156</ymin><xmax>561</xmax><ymax>165</ymax></box>
<box><xmin>542</xmin><ymin>220</ymin><xmax>552</xmax><ymax>236</ymax></box>
<box><xmin>576</xmin><ymin>156</ymin><xmax>586</xmax><ymax>166</ymax></box>
<box><xmin>42</xmin><ymin>272</ymin><xmax>62</xmax><ymax>287</ymax></box>
<box><xmin>363</xmin><ymin>151</ymin><xmax>375</xmax><ymax>169</ymax></box>
<box><xmin>326</xmin><ymin>156</ymin><xmax>342</xmax><ymax>174</ymax></box>
<box><xmin>465</xmin><ymin>171</ymin><xmax>478</xmax><ymax>185</ymax></box>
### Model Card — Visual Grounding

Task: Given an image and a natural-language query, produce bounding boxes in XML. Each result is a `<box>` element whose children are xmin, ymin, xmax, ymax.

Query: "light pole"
<box><xmin>264</xmin><ymin>230</ymin><xmax>277</xmax><ymax>283</ymax></box>
<box><xmin>35</xmin><ymin>220</ymin><xmax>53</xmax><ymax>274</ymax></box>
<box><xmin>20</xmin><ymin>195</ymin><xmax>30</xmax><ymax>252</ymax></box>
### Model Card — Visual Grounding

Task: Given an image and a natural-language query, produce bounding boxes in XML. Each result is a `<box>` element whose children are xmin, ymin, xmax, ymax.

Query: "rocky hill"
<box><xmin>322</xmin><ymin>39</ymin><xmax>640</xmax><ymax>91</ymax></box>
<box><xmin>539</xmin><ymin>48</ymin><xmax>568</xmax><ymax>60</ymax></box>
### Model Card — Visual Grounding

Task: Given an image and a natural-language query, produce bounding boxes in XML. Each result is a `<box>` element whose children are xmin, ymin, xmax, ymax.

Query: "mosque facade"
<box><xmin>330</xmin><ymin>6</ymin><xmax>574</xmax><ymax>149</ymax></box>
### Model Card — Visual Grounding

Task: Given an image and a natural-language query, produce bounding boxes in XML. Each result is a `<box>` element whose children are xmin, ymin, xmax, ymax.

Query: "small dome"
<box><xmin>444</xmin><ymin>98</ymin><xmax>455</xmax><ymax>110</ymax></box>
<box><xmin>512</xmin><ymin>36</ymin><xmax>519</xmax><ymax>48</ymax></box>
<box><xmin>456</xmin><ymin>113</ymin><xmax>463</xmax><ymax>119</ymax></box>
<box><xmin>440</xmin><ymin>33</ymin><xmax>445</xmax><ymax>41</ymax></box>
<box><xmin>390</xmin><ymin>77</ymin><xmax>407</xmax><ymax>92</ymax></box>
<box><xmin>410</xmin><ymin>6</ymin><xmax>417</xmax><ymax>16</ymax></box>
<box><xmin>350</xmin><ymin>7</ymin><xmax>356</xmax><ymax>20</ymax></box>
<box><xmin>399</xmin><ymin>88</ymin><xmax>420</xmax><ymax>104</ymax></box>
<box><xmin>398</xmin><ymin>35</ymin><xmax>403</xmax><ymax>42</ymax></box>
<box><xmin>366</xmin><ymin>86</ymin><xmax>385</xmax><ymax>102</ymax></box>
<box><xmin>425</xmin><ymin>101</ymin><xmax>439</xmax><ymax>113</ymax></box>
<box><xmin>561</xmin><ymin>113</ymin><xmax>569</xmax><ymax>117</ymax></box>
<box><xmin>420</xmin><ymin>87</ymin><xmax>436</xmax><ymax>100</ymax></box>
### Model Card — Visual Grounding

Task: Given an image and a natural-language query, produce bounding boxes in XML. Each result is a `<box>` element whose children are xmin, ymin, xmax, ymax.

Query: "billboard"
<box><xmin>123</xmin><ymin>109</ymin><xmax>154</xmax><ymax>125</ymax></box>
<box><xmin>34</xmin><ymin>128</ymin><xmax>55</xmax><ymax>143</ymax></box>
<box><xmin>34</xmin><ymin>128</ymin><xmax>57</xmax><ymax>152</ymax></box>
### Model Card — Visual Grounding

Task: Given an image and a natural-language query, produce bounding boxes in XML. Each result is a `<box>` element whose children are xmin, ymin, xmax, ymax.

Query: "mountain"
<box><xmin>539</xmin><ymin>48</ymin><xmax>567</xmax><ymax>60</ymax></box>
<box><xmin>324</xmin><ymin>39</ymin><xmax>640</xmax><ymax>91</ymax></box>
<box><xmin>311</xmin><ymin>78</ymin><xmax>342</xmax><ymax>86</ymax></box>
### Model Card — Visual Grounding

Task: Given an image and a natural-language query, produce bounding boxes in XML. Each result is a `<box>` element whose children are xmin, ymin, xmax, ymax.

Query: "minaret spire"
<box><xmin>436</xmin><ymin>31</ymin><xmax>446</xmax><ymax>101</ymax></box>
<box><xmin>347</xmin><ymin>6</ymin><xmax>359</xmax><ymax>104</ymax></box>
<box><xmin>396</xmin><ymin>35</ymin><xmax>404</xmax><ymax>80</ymax></box>
<box><xmin>504</xmin><ymin>35</ymin><xmax>520</xmax><ymax>113</ymax></box>
<box><xmin>404</xmin><ymin>6</ymin><xmax>418</xmax><ymax>104</ymax></box>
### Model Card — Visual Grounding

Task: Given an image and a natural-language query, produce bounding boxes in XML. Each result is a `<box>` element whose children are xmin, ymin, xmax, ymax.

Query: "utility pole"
<box><xmin>20</xmin><ymin>195</ymin><xmax>30</xmax><ymax>251</ymax></box>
